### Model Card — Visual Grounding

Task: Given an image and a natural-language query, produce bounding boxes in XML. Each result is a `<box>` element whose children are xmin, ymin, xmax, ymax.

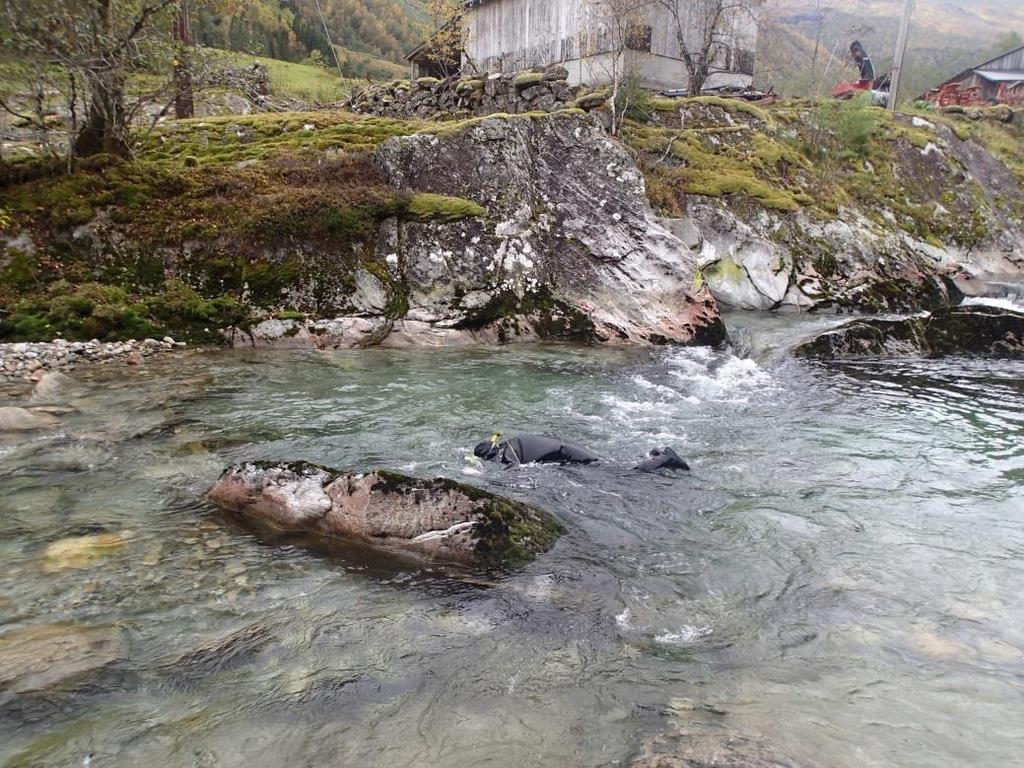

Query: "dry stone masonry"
<box><xmin>348</xmin><ymin>65</ymin><xmax>608</xmax><ymax>120</ymax></box>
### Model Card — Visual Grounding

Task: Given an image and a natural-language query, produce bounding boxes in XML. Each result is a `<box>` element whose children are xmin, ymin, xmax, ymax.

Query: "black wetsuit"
<box><xmin>474</xmin><ymin>434</ymin><xmax>690</xmax><ymax>474</ymax></box>
<box><xmin>858</xmin><ymin>56</ymin><xmax>875</xmax><ymax>83</ymax></box>
<box><xmin>474</xmin><ymin>435</ymin><xmax>600</xmax><ymax>465</ymax></box>
<box><xmin>634</xmin><ymin>447</ymin><xmax>690</xmax><ymax>472</ymax></box>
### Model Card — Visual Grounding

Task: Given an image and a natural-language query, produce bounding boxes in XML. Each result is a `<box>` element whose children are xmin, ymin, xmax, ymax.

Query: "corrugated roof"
<box><xmin>973</xmin><ymin>70</ymin><xmax>1024</xmax><ymax>83</ymax></box>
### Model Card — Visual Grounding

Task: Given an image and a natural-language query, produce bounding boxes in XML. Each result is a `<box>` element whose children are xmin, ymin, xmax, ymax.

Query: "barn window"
<box><xmin>626</xmin><ymin>24</ymin><xmax>652</xmax><ymax>53</ymax></box>
<box><xmin>736</xmin><ymin>48</ymin><xmax>755</xmax><ymax>75</ymax></box>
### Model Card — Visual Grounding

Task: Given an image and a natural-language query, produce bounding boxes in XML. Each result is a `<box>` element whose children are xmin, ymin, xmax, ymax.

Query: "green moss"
<box><xmin>705</xmin><ymin>258</ymin><xmax>745</xmax><ymax>283</ymax></box>
<box><xmin>576</xmin><ymin>91</ymin><xmax>609</xmax><ymax>110</ymax></box>
<box><xmin>0</xmin><ymin>248</ymin><xmax>39</xmax><ymax>290</ymax></box>
<box><xmin>512</xmin><ymin>72</ymin><xmax>544</xmax><ymax>89</ymax></box>
<box><xmin>416</xmin><ymin>76</ymin><xmax>440</xmax><ymax>87</ymax></box>
<box><xmin>406</xmin><ymin>193</ymin><xmax>486</xmax><ymax>221</ymax></box>
<box><xmin>686</xmin><ymin>95</ymin><xmax>772</xmax><ymax>124</ymax></box>
<box><xmin>455</xmin><ymin>78</ymin><xmax>484</xmax><ymax>94</ymax></box>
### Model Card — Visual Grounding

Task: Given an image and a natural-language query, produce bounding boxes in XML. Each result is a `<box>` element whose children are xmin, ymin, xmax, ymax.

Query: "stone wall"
<box><xmin>347</xmin><ymin>65</ymin><xmax>610</xmax><ymax>120</ymax></box>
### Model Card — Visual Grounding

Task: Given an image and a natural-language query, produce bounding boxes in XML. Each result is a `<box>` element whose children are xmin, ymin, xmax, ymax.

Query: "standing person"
<box><xmin>850</xmin><ymin>40</ymin><xmax>875</xmax><ymax>85</ymax></box>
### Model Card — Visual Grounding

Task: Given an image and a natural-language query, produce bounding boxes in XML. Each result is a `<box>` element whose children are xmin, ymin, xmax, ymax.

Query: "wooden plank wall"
<box><xmin>464</xmin><ymin>0</ymin><xmax>757</xmax><ymax>78</ymax></box>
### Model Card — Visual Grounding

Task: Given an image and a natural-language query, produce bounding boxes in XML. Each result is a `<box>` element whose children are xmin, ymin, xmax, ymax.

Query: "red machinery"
<box><xmin>923</xmin><ymin>81</ymin><xmax>1022</xmax><ymax>107</ymax></box>
<box><xmin>831</xmin><ymin>79</ymin><xmax>874</xmax><ymax>99</ymax></box>
<box><xmin>995</xmin><ymin>82</ymin><xmax>1024</xmax><ymax>106</ymax></box>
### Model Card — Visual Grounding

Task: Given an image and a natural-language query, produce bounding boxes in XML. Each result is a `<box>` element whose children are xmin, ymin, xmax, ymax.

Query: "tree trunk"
<box><xmin>173</xmin><ymin>1</ymin><xmax>194</xmax><ymax>119</ymax></box>
<box><xmin>687</xmin><ymin>63</ymin><xmax>708</xmax><ymax>97</ymax></box>
<box><xmin>74</xmin><ymin>68</ymin><xmax>130</xmax><ymax>157</ymax></box>
<box><xmin>74</xmin><ymin>0</ymin><xmax>130</xmax><ymax>157</ymax></box>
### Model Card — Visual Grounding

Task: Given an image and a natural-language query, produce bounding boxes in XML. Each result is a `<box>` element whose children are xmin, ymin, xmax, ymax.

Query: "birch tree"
<box><xmin>656</xmin><ymin>0</ymin><xmax>754</xmax><ymax>96</ymax></box>
<box><xmin>580</xmin><ymin>0</ymin><xmax>653</xmax><ymax>134</ymax></box>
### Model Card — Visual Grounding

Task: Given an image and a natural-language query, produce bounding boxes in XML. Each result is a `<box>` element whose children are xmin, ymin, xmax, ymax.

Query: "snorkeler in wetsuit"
<box><xmin>473</xmin><ymin>434</ymin><xmax>690</xmax><ymax>473</ymax></box>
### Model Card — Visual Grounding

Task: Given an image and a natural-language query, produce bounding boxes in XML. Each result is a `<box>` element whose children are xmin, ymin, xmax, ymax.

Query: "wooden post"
<box><xmin>888</xmin><ymin>0</ymin><xmax>913</xmax><ymax>110</ymax></box>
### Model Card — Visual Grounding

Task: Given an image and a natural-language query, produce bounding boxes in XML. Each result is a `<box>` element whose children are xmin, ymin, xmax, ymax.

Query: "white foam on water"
<box><xmin>666</xmin><ymin>349</ymin><xmax>774</xmax><ymax>404</ymax></box>
<box><xmin>961</xmin><ymin>296</ymin><xmax>1024</xmax><ymax>312</ymax></box>
<box><xmin>615</xmin><ymin>608</ymin><xmax>632</xmax><ymax>629</ymax></box>
<box><xmin>654</xmin><ymin>624</ymin><xmax>712</xmax><ymax>646</ymax></box>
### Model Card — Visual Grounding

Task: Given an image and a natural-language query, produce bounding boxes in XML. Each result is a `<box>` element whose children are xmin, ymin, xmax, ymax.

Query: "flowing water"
<box><xmin>1</xmin><ymin>312</ymin><xmax>1023</xmax><ymax>767</ymax></box>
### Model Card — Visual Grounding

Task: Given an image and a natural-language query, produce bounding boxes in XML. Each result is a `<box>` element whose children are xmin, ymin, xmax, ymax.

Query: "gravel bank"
<box><xmin>0</xmin><ymin>337</ymin><xmax>185</xmax><ymax>380</ymax></box>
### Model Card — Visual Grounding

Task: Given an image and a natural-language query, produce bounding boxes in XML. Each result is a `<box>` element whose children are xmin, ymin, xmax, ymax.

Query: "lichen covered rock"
<box><xmin>794</xmin><ymin>304</ymin><xmax>1024</xmax><ymax>359</ymax></box>
<box><xmin>373</xmin><ymin>113</ymin><xmax>724</xmax><ymax>345</ymax></box>
<box><xmin>207</xmin><ymin>461</ymin><xmax>565</xmax><ymax>568</ymax></box>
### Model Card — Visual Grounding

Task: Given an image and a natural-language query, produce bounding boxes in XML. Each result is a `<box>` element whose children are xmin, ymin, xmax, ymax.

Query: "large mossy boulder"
<box><xmin>207</xmin><ymin>461</ymin><xmax>564</xmax><ymax>568</ymax></box>
<box><xmin>794</xmin><ymin>304</ymin><xmax>1023</xmax><ymax>359</ymax></box>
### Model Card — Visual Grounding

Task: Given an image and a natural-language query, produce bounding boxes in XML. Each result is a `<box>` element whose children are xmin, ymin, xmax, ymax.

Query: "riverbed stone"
<box><xmin>207</xmin><ymin>461</ymin><xmax>565</xmax><ymax>568</ymax></box>
<box><xmin>40</xmin><ymin>532</ymin><xmax>127</xmax><ymax>572</ymax></box>
<box><xmin>0</xmin><ymin>623</ymin><xmax>125</xmax><ymax>701</ymax></box>
<box><xmin>0</xmin><ymin>406</ymin><xmax>59</xmax><ymax>432</ymax></box>
<box><xmin>794</xmin><ymin>304</ymin><xmax>1024</xmax><ymax>359</ymax></box>
<box><xmin>29</xmin><ymin>370</ymin><xmax>78</xmax><ymax>403</ymax></box>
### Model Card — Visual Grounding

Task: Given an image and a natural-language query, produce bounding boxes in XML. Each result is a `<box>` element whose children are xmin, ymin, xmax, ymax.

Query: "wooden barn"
<box><xmin>408</xmin><ymin>0</ymin><xmax>759</xmax><ymax>91</ymax></box>
<box><xmin>924</xmin><ymin>43</ymin><xmax>1024</xmax><ymax>105</ymax></box>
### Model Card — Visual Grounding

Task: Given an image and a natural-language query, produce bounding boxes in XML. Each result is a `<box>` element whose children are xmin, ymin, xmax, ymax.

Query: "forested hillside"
<box><xmin>758</xmin><ymin>0</ymin><xmax>1024</xmax><ymax>101</ymax></box>
<box><xmin>191</xmin><ymin>0</ymin><xmax>421</xmax><ymax>79</ymax></box>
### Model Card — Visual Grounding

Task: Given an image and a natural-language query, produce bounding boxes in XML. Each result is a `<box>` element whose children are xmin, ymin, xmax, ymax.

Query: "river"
<box><xmin>1</xmin><ymin>312</ymin><xmax>1022</xmax><ymax>767</ymax></box>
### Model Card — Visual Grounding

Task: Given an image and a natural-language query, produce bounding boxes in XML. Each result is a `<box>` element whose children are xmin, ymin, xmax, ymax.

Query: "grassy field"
<box><xmin>217</xmin><ymin>48</ymin><xmax>404</xmax><ymax>103</ymax></box>
<box><xmin>216</xmin><ymin>51</ymin><xmax>353</xmax><ymax>102</ymax></box>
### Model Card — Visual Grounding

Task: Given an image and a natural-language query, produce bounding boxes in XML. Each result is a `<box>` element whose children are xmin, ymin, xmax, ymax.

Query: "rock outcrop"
<box><xmin>207</xmin><ymin>461</ymin><xmax>565</xmax><ymax>568</ymax></box>
<box><xmin>624</xmin><ymin>100</ymin><xmax>1024</xmax><ymax>314</ymax></box>
<box><xmin>239</xmin><ymin>113</ymin><xmax>724</xmax><ymax>348</ymax></box>
<box><xmin>794</xmin><ymin>304</ymin><xmax>1024</xmax><ymax>359</ymax></box>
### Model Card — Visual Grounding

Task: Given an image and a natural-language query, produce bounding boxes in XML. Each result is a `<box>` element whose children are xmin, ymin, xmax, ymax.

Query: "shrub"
<box><xmin>815</xmin><ymin>94</ymin><xmax>879</xmax><ymax>160</ymax></box>
<box><xmin>614</xmin><ymin>74</ymin><xmax>655</xmax><ymax>123</ymax></box>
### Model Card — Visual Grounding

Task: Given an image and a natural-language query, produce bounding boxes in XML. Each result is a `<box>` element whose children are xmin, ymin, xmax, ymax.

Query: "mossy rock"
<box><xmin>576</xmin><ymin>91</ymin><xmax>610</xmax><ymax>110</ymax></box>
<box><xmin>455</xmin><ymin>78</ymin><xmax>484</xmax><ymax>95</ymax></box>
<box><xmin>794</xmin><ymin>305</ymin><xmax>1024</xmax><ymax>359</ymax></box>
<box><xmin>208</xmin><ymin>461</ymin><xmax>565</xmax><ymax>570</ymax></box>
<box><xmin>512</xmin><ymin>72</ymin><xmax>545</xmax><ymax>90</ymax></box>
<box><xmin>415</xmin><ymin>77</ymin><xmax>440</xmax><ymax>88</ymax></box>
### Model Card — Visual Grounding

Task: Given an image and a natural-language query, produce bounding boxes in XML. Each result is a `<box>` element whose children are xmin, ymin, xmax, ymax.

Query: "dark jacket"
<box><xmin>858</xmin><ymin>56</ymin><xmax>875</xmax><ymax>82</ymax></box>
<box><xmin>474</xmin><ymin>435</ymin><xmax>600</xmax><ymax>465</ymax></box>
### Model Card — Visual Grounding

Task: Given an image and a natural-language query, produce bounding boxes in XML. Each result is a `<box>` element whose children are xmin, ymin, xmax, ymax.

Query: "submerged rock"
<box><xmin>632</xmin><ymin>732</ymin><xmax>804</xmax><ymax>768</ymax></box>
<box><xmin>29</xmin><ymin>370</ymin><xmax>78</xmax><ymax>403</ymax></box>
<box><xmin>794</xmin><ymin>305</ymin><xmax>1023</xmax><ymax>359</ymax></box>
<box><xmin>0</xmin><ymin>406</ymin><xmax>59</xmax><ymax>432</ymax></box>
<box><xmin>207</xmin><ymin>461</ymin><xmax>565</xmax><ymax>568</ymax></box>
<box><xmin>0</xmin><ymin>623</ymin><xmax>125</xmax><ymax>703</ymax></box>
<box><xmin>40</xmin><ymin>532</ymin><xmax>127</xmax><ymax>573</ymax></box>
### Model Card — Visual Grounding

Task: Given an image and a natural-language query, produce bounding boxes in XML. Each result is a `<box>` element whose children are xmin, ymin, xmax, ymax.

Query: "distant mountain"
<box><xmin>757</xmin><ymin>0</ymin><xmax>1024</xmax><ymax>100</ymax></box>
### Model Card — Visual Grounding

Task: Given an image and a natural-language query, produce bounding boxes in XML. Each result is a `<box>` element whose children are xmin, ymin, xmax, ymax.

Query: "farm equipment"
<box><xmin>922</xmin><ymin>81</ymin><xmax>1023</xmax><ymax>107</ymax></box>
<box><xmin>924</xmin><ymin>82</ymin><xmax>987</xmax><ymax>107</ymax></box>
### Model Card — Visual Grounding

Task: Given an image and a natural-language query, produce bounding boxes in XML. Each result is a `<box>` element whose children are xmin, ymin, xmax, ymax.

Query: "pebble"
<box><xmin>0</xmin><ymin>338</ymin><xmax>186</xmax><ymax>381</ymax></box>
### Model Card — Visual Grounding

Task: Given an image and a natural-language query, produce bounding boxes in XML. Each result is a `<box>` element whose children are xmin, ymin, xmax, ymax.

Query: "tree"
<box><xmin>656</xmin><ymin>0</ymin><xmax>755</xmax><ymax>96</ymax></box>
<box><xmin>416</xmin><ymin>0</ymin><xmax>466</xmax><ymax>78</ymax></box>
<box><xmin>1</xmin><ymin>0</ymin><xmax>179</xmax><ymax>157</ymax></box>
<box><xmin>173</xmin><ymin>0</ymin><xmax>195</xmax><ymax>118</ymax></box>
<box><xmin>579</xmin><ymin>0</ymin><xmax>653</xmax><ymax>134</ymax></box>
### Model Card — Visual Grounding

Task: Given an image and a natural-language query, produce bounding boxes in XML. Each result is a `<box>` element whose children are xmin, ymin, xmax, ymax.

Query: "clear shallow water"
<box><xmin>1</xmin><ymin>316</ymin><xmax>1023</xmax><ymax>767</ymax></box>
